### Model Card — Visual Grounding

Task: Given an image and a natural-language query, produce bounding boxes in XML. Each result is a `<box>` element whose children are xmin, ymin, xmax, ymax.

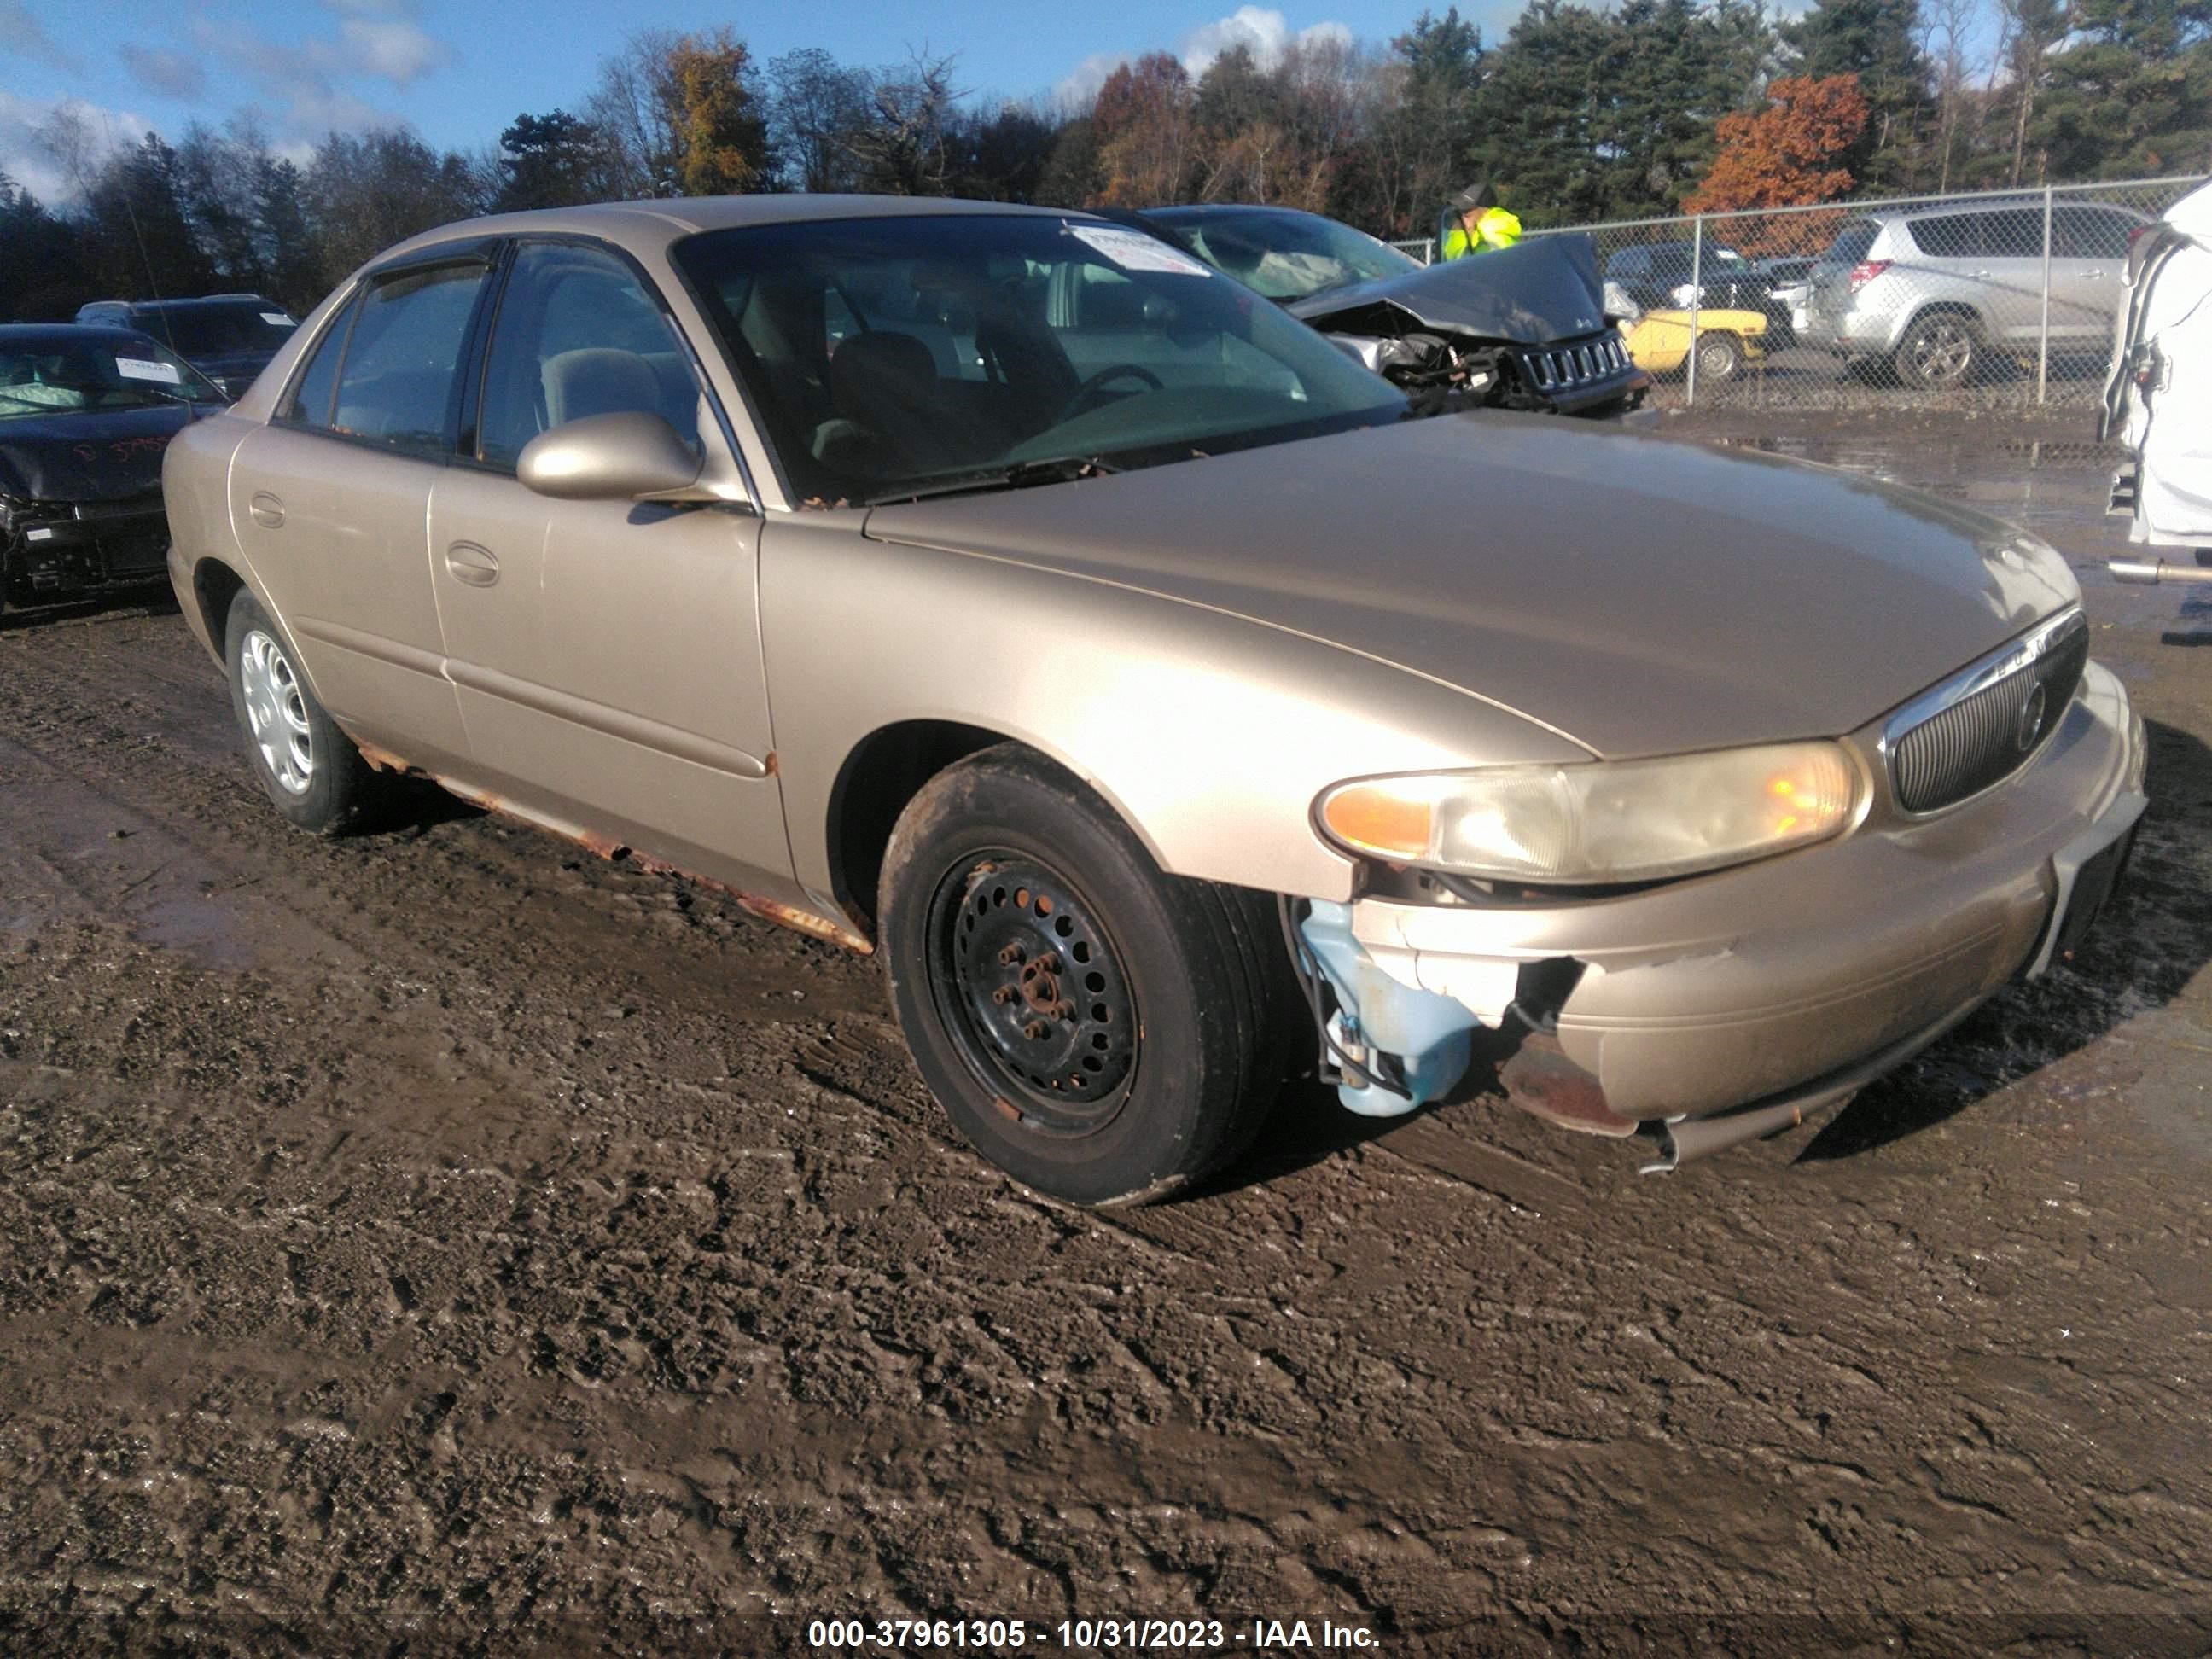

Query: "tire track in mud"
<box><xmin>2</xmin><ymin>549</ymin><xmax>2211</xmax><ymax>1651</ymax></box>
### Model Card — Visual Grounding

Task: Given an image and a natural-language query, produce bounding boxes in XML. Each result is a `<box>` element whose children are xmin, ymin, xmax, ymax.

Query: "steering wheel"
<box><xmin>1052</xmin><ymin>363</ymin><xmax>1165</xmax><ymax>425</ymax></box>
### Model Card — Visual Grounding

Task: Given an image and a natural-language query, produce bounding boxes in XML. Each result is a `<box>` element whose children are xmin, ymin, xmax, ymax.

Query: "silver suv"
<box><xmin>1806</xmin><ymin>200</ymin><xmax>2149</xmax><ymax>387</ymax></box>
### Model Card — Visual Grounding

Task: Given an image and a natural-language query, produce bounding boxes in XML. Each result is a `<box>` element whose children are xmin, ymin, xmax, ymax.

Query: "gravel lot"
<box><xmin>2</xmin><ymin>413</ymin><xmax>2209</xmax><ymax>1656</ymax></box>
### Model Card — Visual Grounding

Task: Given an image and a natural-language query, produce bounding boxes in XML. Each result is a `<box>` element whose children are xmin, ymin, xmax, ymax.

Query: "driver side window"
<box><xmin>475</xmin><ymin>242</ymin><xmax>703</xmax><ymax>471</ymax></box>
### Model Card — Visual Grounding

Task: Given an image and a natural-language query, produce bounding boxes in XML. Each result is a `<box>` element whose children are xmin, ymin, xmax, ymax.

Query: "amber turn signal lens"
<box><xmin>1320</xmin><ymin>784</ymin><xmax>1435</xmax><ymax>859</ymax></box>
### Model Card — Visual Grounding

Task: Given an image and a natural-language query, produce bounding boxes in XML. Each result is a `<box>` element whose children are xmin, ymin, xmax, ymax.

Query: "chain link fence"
<box><xmin>1404</xmin><ymin>178</ymin><xmax>2202</xmax><ymax>410</ymax></box>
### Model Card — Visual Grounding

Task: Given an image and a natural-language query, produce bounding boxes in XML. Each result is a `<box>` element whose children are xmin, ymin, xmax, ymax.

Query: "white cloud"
<box><xmin>180</xmin><ymin>12</ymin><xmax>436</xmax><ymax>147</ymax></box>
<box><xmin>121</xmin><ymin>44</ymin><xmax>208</xmax><ymax>102</ymax></box>
<box><xmin>1179</xmin><ymin>6</ymin><xmax>1351</xmax><ymax>78</ymax></box>
<box><xmin>0</xmin><ymin>0</ymin><xmax>74</xmax><ymax>73</ymax></box>
<box><xmin>0</xmin><ymin>90</ymin><xmax>154</xmax><ymax>203</ymax></box>
<box><xmin>336</xmin><ymin>16</ymin><xmax>449</xmax><ymax>85</ymax></box>
<box><xmin>1053</xmin><ymin>51</ymin><xmax>1131</xmax><ymax>111</ymax></box>
<box><xmin>1052</xmin><ymin>9</ymin><xmax>1356</xmax><ymax>108</ymax></box>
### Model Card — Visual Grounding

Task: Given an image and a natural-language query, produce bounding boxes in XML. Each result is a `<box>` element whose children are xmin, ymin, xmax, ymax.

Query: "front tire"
<box><xmin>1694</xmin><ymin>331</ymin><xmax>1745</xmax><ymax>383</ymax></box>
<box><xmin>879</xmin><ymin>746</ymin><xmax>1289</xmax><ymax>1206</ymax></box>
<box><xmin>224</xmin><ymin>587</ymin><xmax>388</xmax><ymax>834</ymax></box>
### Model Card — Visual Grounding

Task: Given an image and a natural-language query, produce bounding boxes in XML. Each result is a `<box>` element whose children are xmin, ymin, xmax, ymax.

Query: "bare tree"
<box><xmin>587</xmin><ymin>27</ymin><xmax>682</xmax><ymax>196</ymax></box>
<box><xmin>1995</xmin><ymin>0</ymin><xmax>2069</xmax><ymax>184</ymax></box>
<box><xmin>32</xmin><ymin>103</ymin><xmax>103</xmax><ymax>201</ymax></box>
<box><xmin>768</xmin><ymin>48</ymin><xmax>872</xmax><ymax>191</ymax></box>
<box><xmin>846</xmin><ymin>49</ymin><xmax>965</xmax><ymax>195</ymax></box>
<box><xmin>1921</xmin><ymin>0</ymin><xmax>1984</xmax><ymax>189</ymax></box>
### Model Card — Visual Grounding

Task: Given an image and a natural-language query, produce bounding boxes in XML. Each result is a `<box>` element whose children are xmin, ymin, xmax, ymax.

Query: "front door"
<box><xmin>426</xmin><ymin>238</ymin><xmax>791</xmax><ymax>895</ymax></box>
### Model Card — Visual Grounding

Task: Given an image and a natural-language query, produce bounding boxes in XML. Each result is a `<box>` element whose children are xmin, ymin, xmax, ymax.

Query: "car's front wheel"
<box><xmin>224</xmin><ymin>587</ymin><xmax>389</xmax><ymax>834</ymax></box>
<box><xmin>879</xmin><ymin>745</ymin><xmax>1289</xmax><ymax>1206</ymax></box>
<box><xmin>1694</xmin><ymin>331</ymin><xmax>1745</xmax><ymax>383</ymax></box>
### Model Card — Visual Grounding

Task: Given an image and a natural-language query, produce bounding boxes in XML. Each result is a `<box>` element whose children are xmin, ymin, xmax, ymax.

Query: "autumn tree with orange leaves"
<box><xmin>1683</xmin><ymin>73</ymin><xmax>1868</xmax><ymax>247</ymax></box>
<box><xmin>1093</xmin><ymin>53</ymin><xmax>1196</xmax><ymax>205</ymax></box>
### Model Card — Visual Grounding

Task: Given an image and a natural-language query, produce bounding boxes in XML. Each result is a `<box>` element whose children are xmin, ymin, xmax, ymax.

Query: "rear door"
<box><xmin>1965</xmin><ymin>209</ymin><xmax>2047</xmax><ymax>342</ymax></box>
<box><xmin>424</xmin><ymin>236</ymin><xmax>791</xmax><ymax>892</ymax></box>
<box><xmin>226</xmin><ymin>252</ymin><xmax>494</xmax><ymax>771</ymax></box>
<box><xmin>2051</xmin><ymin>206</ymin><xmax>2135</xmax><ymax>342</ymax></box>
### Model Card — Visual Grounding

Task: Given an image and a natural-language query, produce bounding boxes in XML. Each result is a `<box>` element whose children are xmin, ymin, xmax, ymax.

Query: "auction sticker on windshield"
<box><xmin>1068</xmin><ymin>224</ymin><xmax>1214</xmax><ymax>278</ymax></box>
<box><xmin>114</xmin><ymin>357</ymin><xmax>182</xmax><ymax>384</ymax></box>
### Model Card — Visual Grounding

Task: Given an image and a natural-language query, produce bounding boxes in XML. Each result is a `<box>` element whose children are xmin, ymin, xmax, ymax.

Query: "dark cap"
<box><xmin>1450</xmin><ymin>181</ymin><xmax>1498</xmax><ymax>212</ymax></box>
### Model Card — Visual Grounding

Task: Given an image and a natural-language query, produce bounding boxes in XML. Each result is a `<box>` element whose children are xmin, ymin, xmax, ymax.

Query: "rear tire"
<box><xmin>879</xmin><ymin>744</ymin><xmax>1289</xmax><ymax>1206</ymax></box>
<box><xmin>224</xmin><ymin>587</ymin><xmax>388</xmax><ymax>835</ymax></box>
<box><xmin>1894</xmin><ymin>311</ymin><xmax>1980</xmax><ymax>389</ymax></box>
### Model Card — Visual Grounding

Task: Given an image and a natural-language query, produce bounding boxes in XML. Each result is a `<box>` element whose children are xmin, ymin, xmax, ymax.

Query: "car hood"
<box><xmin>863</xmin><ymin>414</ymin><xmax>2079</xmax><ymax>759</ymax></box>
<box><xmin>0</xmin><ymin>403</ymin><xmax>206</xmax><ymax>503</ymax></box>
<box><xmin>1287</xmin><ymin>234</ymin><xmax>1610</xmax><ymax>345</ymax></box>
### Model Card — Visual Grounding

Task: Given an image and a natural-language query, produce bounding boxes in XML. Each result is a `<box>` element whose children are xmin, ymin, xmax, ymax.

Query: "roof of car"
<box><xmin>128</xmin><ymin>294</ymin><xmax>278</xmax><ymax>311</ymax></box>
<box><xmin>0</xmin><ymin>323</ymin><xmax>163</xmax><ymax>344</ymax></box>
<box><xmin>1144</xmin><ymin>203</ymin><xmax>1321</xmax><ymax>219</ymax></box>
<box><xmin>1861</xmin><ymin>196</ymin><xmax>2151</xmax><ymax>222</ymax></box>
<box><xmin>354</xmin><ymin>193</ymin><xmax>1103</xmax><ymax>277</ymax></box>
<box><xmin>425</xmin><ymin>193</ymin><xmax>1080</xmax><ymax>244</ymax></box>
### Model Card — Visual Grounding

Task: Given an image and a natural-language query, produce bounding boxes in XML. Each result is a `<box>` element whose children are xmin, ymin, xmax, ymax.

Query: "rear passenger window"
<box><xmin>1981</xmin><ymin>211</ymin><xmax>2044</xmax><ymax>256</ymax></box>
<box><xmin>2054</xmin><ymin>207</ymin><xmax>2133</xmax><ymax>260</ymax></box>
<box><xmin>474</xmin><ymin>242</ymin><xmax>701</xmax><ymax>471</ymax></box>
<box><xmin>1909</xmin><ymin>216</ymin><xmax>1982</xmax><ymax>259</ymax></box>
<box><xmin>327</xmin><ymin>263</ymin><xmax>489</xmax><ymax>455</ymax></box>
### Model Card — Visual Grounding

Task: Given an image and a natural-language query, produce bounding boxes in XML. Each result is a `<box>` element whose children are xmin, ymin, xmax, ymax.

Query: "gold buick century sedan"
<box><xmin>163</xmin><ymin>196</ymin><xmax>2147</xmax><ymax>1205</ymax></box>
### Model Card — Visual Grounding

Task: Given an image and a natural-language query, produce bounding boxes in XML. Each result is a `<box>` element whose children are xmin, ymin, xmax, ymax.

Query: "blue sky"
<box><xmin>1</xmin><ymin>0</ymin><xmax>1476</xmax><ymax>201</ymax></box>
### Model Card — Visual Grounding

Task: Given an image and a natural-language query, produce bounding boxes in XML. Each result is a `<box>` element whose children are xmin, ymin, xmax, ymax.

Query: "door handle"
<box><xmin>444</xmin><ymin>541</ymin><xmax>499</xmax><ymax>587</ymax></box>
<box><xmin>248</xmin><ymin>492</ymin><xmax>283</xmax><ymax>528</ymax></box>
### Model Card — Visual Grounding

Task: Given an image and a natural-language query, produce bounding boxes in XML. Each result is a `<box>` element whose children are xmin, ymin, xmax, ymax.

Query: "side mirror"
<box><xmin>517</xmin><ymin>411</ymin><xmax>703</xmax><ymax>501</ymax></box>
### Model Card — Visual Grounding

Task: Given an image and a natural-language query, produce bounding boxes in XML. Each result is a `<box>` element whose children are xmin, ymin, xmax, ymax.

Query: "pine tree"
<box><xmin>1786</xmin><ymin>0</ymin><xmax>1934</xmax><ymax>188</ymax></box>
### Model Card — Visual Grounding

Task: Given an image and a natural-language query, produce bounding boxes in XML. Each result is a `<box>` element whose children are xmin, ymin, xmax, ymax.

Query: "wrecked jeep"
<box><xmin>1119</xmin><ymin>203</ymin><xmax>1649</xmax><ymax>416</ymax></box>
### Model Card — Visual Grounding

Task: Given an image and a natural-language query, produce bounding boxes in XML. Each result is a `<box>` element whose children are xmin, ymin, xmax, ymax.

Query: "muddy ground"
<box><xmin>2</xmin><ymin>414</ymin><xmax>2210</xmax><ymax>1656</ymax></box>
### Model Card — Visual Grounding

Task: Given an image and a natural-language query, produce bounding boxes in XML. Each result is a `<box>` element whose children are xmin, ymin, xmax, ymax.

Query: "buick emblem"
<box><xmin>2015</xmin><ymin>682</ymin><xmax>2047</xmax><ymax>753</ymax></box>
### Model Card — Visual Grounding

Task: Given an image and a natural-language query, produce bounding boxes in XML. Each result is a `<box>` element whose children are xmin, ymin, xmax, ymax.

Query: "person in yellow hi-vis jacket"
<box><xmin>1438</xmin><ymin>182</ymin><xmax>1522</xmax><ymax>259</ymax></box>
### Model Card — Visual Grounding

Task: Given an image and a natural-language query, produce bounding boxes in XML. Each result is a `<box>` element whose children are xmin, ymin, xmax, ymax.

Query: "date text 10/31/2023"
<box><xmin>806</xmin><ymin>1618</ymin><xmax>1382</xmax><ymax>1650</ymax></box>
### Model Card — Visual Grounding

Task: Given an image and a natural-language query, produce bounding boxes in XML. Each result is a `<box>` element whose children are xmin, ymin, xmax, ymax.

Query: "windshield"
<box><xmin>673</xmin><ymin>213</ymin><xmax>1408</xmax><ymax>504</ymax></box>
<box><xmin>1150</xmin><ymin>207</ymin><xmax>1420</xmax><ymax>302</ymax></box>
<box><xmin>0</xmin><ymin>334</ymin><xmax>224</xmax><ymax>418</ymax></box>
<box><xmin>139</xmin><ymin>302</ymin><xmax>296</xmax><ymax>359</ymax></box>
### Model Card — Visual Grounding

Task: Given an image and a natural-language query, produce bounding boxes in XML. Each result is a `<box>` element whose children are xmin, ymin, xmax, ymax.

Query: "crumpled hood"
<box><xmin>1288</xmin><ymin>234</ymin><xmax>1610</xmax><ymax>344</ymax></box>
<box><xmin>0</xmin><ymin>403</ymin><xmax>203</xmax><ymax>504</ymax></box>
<box><xmin>864</xmin><ymin>414</ymin><xmax>2079</xmax><ymax>759</ymax></box>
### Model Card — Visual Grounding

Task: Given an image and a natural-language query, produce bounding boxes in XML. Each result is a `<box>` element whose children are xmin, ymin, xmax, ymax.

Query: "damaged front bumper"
<box><xmin>2</xmin><ymin>493</ymin><xmax>172</xmax><ymax>602</ymax></box>
<box><xmin>1295</xmin><ymin>661</ymin><xmax>2148</xmax><ymax>1163</ymax></box>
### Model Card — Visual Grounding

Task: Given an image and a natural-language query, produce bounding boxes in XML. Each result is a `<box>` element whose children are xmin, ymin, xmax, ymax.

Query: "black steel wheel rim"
<box><xmin>926</xmin><ymin>851</ymin><xmax>1138</xmax><ymax>1136</ymax></box>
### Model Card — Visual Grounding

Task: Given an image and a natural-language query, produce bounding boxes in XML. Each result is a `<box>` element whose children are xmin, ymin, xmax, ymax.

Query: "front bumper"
<box><xmin>3</xmin><ymin>495</ymin><xmax>172</xmax><ymax>599</ymax></box>
<box><xmin>1328</xmin><ymin>661</ymin><xmax>2145</xmax><ymax>1124</ymax></box>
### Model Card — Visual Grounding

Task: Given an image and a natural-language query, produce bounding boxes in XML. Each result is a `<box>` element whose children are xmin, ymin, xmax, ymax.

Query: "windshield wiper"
<box><xmin>864</xmin><ymin>454</ymin><xmax>1122</xmax><ymax>507</ymax></box>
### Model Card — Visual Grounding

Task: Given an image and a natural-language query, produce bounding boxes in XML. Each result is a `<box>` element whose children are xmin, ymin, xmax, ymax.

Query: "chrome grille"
<box><xmin>1887</xmin><ymin>610</ymin><xmax>2090</xmax><ymax>813</ymax></box>
<box><xmin>1522</xmin><ymin>334</ymin><xmax>1630</xmax><ymax>392</ymax></box>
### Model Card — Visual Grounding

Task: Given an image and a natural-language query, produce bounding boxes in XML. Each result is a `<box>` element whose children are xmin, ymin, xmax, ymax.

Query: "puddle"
<box><xmin>133</xmin><ymin>894</ymin><xmax>264</xmax><ymax>971</ymax></box>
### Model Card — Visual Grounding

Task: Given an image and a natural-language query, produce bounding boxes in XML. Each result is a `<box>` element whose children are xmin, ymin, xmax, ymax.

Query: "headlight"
<box><xmin>1316</xmin><ymin>742</ymin><xmax>1866</xmax><ymax>884</ymax></box>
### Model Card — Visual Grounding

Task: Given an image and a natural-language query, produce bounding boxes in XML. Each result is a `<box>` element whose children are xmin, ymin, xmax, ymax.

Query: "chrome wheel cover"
<box><xmin>1907</xmin><ymin>319</ymin><xmax>1972</xmax><ymax>385</ymax></box>
<box><xmin>239</xmin><ymin>628</ymin><xmax>313</xmax><ymax>795</ymax></box>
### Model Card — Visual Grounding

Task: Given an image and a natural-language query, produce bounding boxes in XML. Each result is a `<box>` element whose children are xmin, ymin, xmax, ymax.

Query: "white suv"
<box><xmin>1806</xmin><ymin>200</ymin><xmax>2150</xmax><ymax>387</ymax></box>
